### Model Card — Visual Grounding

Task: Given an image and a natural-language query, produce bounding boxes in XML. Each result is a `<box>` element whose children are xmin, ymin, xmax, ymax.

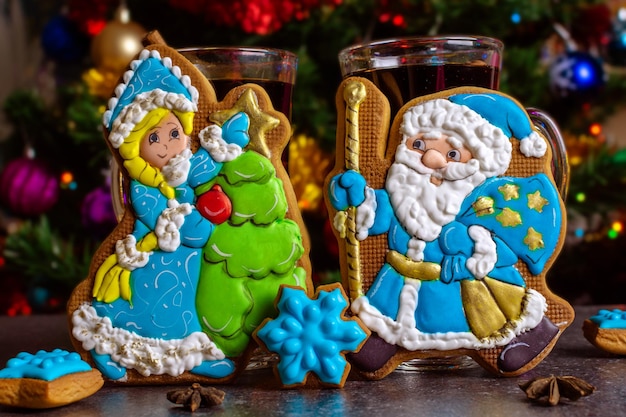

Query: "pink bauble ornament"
<box><xmin>81</xmin><ymin>184</ymin><xmax>118</xmax><ymax>238</ymax></box>
<box><xmin>196</xmin><ymin>184</ymin><xmax>232</xmax><ymax>224</ymax></box>
<box><xmin>0</xmin><ymin>157</ymin><xmax>59</xmax><ymax>216</ymax></box>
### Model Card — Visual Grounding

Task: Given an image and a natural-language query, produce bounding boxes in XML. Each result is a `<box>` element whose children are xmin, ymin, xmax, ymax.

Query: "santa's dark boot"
<box><xmin>347</xmin><ymin>332</ymin><xmax>397</xmax><ymax>372</ymax></box>
<box><xmin>497</xmin><ymin>316</ymin><xmax>559</xmax><ymax>373</ymax></box>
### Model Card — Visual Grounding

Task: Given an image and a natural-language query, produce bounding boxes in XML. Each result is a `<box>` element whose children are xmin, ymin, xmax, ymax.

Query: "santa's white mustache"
<box><xmin>415</xmin><ymin>158</ymin><xmax>480</xmax><ymax>182</ymax></box>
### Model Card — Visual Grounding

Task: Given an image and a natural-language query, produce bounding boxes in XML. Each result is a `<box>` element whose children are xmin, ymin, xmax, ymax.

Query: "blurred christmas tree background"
<box><xmin>1</xmin><ymin>0</ymin><xmax>626</xmax><ymax>314</ymax></box>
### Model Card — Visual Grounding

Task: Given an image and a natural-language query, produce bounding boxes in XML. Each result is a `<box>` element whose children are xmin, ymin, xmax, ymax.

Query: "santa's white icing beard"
<box><xmin>386</xmin><ymin>143</ymin><xmax>487</xmax><ymax>260</ymax></box>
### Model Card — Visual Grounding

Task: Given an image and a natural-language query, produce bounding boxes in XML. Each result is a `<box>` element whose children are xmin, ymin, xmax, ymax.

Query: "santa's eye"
<box><xmin>148</xmin><ymin>132</ymin><xmax>159</xmax><ymax>144</ymax></box>
<box><xmin>447</xmin><ymin>149</ymin><xmax>461</xmax><ymax>162</ymax></box>
<box><xmin>170</xmin><ymin>128</ymin><xmax>180</xmax><ymax>140</ymax></box>
<box><xmin>412</xmin><ymin>139</ymin><xmax>426</xmax><ymax>151</ymax></box>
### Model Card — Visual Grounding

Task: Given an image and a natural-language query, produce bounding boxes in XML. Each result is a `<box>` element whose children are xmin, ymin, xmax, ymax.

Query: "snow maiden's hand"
<box><xmin>155</xmin><ymin>199</ymin><xmax>192</xmax><ymax>251</ymax></box>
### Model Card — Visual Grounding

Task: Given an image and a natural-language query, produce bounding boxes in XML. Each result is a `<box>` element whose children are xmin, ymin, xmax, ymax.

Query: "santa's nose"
<box><xmin>421</xmin><ymin>149</ymin><xmax>447</xmax><ymax>170</ymax></box>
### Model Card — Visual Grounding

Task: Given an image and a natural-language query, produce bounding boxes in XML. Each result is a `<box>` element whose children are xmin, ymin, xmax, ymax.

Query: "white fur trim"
<box><xmin>519</xmin><ymin>131</ymin><xmax>547</xmax><ymax>158</ymax></box>
<box><xmin>162</xmin><ymin>149</ymin><xmax>192</xmax><ymax>187</ymax></box>
<box><xmin>155</xmin><ymin>199</ymin><xmax>192</xmax><ymax>252</ymax></box>
<box><xmin>116</xmin><ymin>235</ymin><xmax>151</xmax><ymax>271</ymax></box>
<box><xmin>71</xmin><ymin>304</ymin><xmax>225</xmax><ymax>377</ymax></box>
<box><xmin>352</xmin><ymin>286</ymin><xmax>547</xmax><ymax>351</ymax></box>
<box><xmin>198</xmin><ymin>125</ymin><xmax>244</xmax><ymax>162</ymax></box>
<box><xmin>355</xmin><ymin>187</ymin><xmax>377</xmax><ymax>240</ymax></box>
<box><xmin>466</xmin><ymin>225</ymin><xmax>497</xmax><ymax>279</ymax></box>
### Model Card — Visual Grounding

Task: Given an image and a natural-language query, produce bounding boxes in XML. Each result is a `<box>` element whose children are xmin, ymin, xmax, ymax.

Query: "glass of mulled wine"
<box><xmin>179</xmin><ymin>46</ymin><xmax>297</xmax><ymax>121</ymax></box>
<box><xmin>179</xmin><ymin>46</ymin><xmax>298</xmax><ymax>372</ymax></box>
<box><xmin>338</xmin><ymin>35</ymin><xmax>567</xmax><ymax>196</ymax></box>
<box><xmin>339</xmin><ymin>36</ymin><xmax>502</xmax><ymax>116</ymax></box>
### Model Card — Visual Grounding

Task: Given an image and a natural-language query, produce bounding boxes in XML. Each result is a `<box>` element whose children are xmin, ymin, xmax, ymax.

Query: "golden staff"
<box><xmin>342</xmin><ymin>80</ymin><xmax>367</xmax><ymax>300</ymax></box>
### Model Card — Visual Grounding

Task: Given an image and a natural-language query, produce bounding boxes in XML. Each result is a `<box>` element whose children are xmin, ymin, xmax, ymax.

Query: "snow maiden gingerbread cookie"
<box><xmin>326</xmin><ymin>80</ymin><xmax>574</xmax><ymax>378</ymax></box>
<box><xmin>68</xmin><ymin>32</ymin><xmax>312</xmax><ymax>385</ymax></box>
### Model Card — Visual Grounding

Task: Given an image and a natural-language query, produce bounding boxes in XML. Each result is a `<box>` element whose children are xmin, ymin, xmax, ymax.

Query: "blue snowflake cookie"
<box><xmin>254</xmin><ymin>283</ymin><xmax>369</xmax><ymax>387</ymax></box>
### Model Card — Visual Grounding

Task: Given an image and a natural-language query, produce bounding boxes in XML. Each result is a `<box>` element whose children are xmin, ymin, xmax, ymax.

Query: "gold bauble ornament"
<box><xmin>91</xmin><ymin>3</ymin><xmax>145</xmax><ymax>75</ymax></box>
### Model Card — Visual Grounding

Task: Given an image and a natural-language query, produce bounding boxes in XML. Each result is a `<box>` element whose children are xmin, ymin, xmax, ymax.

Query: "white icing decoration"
<box><xmin>519</xmin><ymin>131</ymin><xmax>547</xmax><ymax>158</ymax></box>
<box><xmin>406</xmin><ymin>238</ymin><xmax>426</xmax><ymax>262</ymax></box>
<box><xmin>116</xmin><ymin>235</ymin><xmax>151</xmax><ymax>271</ymax></box>
<box><xmin>198</xmin><ymin>125</ymin><xmax>244</xmax><ymax>162</ymax></box>
<box><xmin>161</xmin><ymin>148</ymin><xmax>192</xmax><ymax>187</ymax></box>
<box><xmin>355</xmin><ymin>186</ymin><xmax>376</xmax><ymax>240</ymax></box>
<box><xmin>277</xmin><ymin>242</ymin><xmax>301</xmax><ymax>267</ymax></box>
<box><xmin>155</xmin><ymin>199</ymin><xmax>192</xmax><ymax>252</ymax></box>
<box><xmin>351</xmin><ymin>287</ymin><xmax>546</xmax><ymax>351</ymax></box>
<box><xmin>233</xmin><ymin>211</ymin><xmax>256</xmax><ymax>219</ymax></box>
<box><xmin>400</xmin><ymin>99</ymin><xmax>512</xmax><ymax>178</ymax></box>
<box><xmin>72</xmin><ymin>304</ymin><xmax>224</xmax><ymax>377</ymax></box>
<box><xmin>466</xmin><ymin>225</ymin><xmax>497</xmax><ymax>279</ymax></box>
<box><xmin>265</xmin><ymin>193</ymin><xmax>279</xmax><ymax>216</ymax></box>
<box><xmin>210</xmin><ymin>243</ymin><xmax>233</xmax><ymax>258</ymax></box>
<box><xmin>333</xmin><ymin>211</ymin><xmax>347</xmax><ymax>238</ymax></box>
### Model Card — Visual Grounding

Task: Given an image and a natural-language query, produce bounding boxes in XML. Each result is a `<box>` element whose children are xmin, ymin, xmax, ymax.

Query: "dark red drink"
<box><xmin>352</xmin><ymin>63</ymin><xmax>500</xmax><ymax>117</ymax></box>
<box><xmin>339</xmin><ymin>37</ymin><xmax>503</xmax><ymax>117</ymax></box>
<box><xmin>209</xmin><ymin>78</ymin><xmax>294</xmax><ymax>121</ymax></box>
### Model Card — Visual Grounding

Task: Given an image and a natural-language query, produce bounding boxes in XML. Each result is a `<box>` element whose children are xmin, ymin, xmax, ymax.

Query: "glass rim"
<box><xmin>339</xmin><ymin>35</ymin><xmax>503</xmax><ymax>56</ymax></box>
<box><xmin>338</xmin><ymin>35</ymin><xmax>503</xmax><ymax>75</ymax></box>
<box><xmin>178</xmin><ymin>46</ymin><xmax>298</xmax><ymax>83</ymax></box>
<box><xmin>178</xmin><ymin>46</ymin><xmax>298</xmax><ymax>61</ymax></box>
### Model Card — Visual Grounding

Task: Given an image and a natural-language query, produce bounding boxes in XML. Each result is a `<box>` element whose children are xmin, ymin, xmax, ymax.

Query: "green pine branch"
<box><xmin>3</xmin><ymin>216</ymin><xmax>94</xmax><ymax>292</ymax></box>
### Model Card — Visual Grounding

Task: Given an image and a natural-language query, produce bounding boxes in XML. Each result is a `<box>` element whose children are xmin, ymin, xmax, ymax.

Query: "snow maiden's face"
<box><xmin>140</xmin><ymin>111</ymin><xmax>190</xmax><ymax>169</ymax></box>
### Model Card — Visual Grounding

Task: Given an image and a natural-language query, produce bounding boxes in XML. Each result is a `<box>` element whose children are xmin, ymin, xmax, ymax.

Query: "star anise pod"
<box><xmin>167</xmin><ymin>383</ymin><xmax>225</xmax><ymax>411</ymax></box>
<box><xmin>519</xmin><ymin>375</ymin><xmax>595</xmax><ymax>406</ymax></box>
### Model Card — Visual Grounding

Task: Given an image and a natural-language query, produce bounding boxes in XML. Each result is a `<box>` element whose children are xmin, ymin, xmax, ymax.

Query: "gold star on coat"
<box><xmin>527</xmin><ymin>190</ymin><xmax>549</xmax><ymax>213</ymax></box>
<box><xmin>524</xmin><ymin>227</ymin><xmax>545</xmax><ymax>251</ymax></box>
<box><xmin>472</xmin><ymin>196</ymin><xmax>495</xmax><ymax>216</ymax></box>
<box><xmin>496</xmin><ymin>207</ymin><xmax>522</xmax><ymax>227</ymax></box>
<box><xmin>498</xmin><ymin>183</ymin><xmax>520</xmax><ymax>201</ymax></box>
<box><xmin>209</xmin><ymin>88</ymin><xmax>279</xmax><ymax>158</ymax></box>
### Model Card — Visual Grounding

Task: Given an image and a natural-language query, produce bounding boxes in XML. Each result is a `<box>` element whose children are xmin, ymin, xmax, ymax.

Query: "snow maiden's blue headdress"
<box><xmin>103</xmin><ymin>49</ymin><xmax>199</xmax><ymax>149</ymax></box>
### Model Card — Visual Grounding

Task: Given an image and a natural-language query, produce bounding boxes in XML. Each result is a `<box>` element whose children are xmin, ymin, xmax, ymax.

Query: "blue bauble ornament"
<box><xmin>608</xmin><ymin>27</ymin><xmax>626</xmax><ymax>66</ymax></box>
<box><xmin>41</xmin><ymin>15</ymin><xmax>89</xmax><ymax>62</ymax></box>
<box><xmin>549</xmin><ymin>51</ymin><xmax>606</xmax><ymax>99</ymax></box>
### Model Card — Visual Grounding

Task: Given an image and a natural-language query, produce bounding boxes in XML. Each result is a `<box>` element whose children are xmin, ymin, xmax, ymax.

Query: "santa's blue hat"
<box><xmin>103</xmin><ymin>49</ymin><xmax>199</xmax><ymax>149</ymax></box>
<box><xmin>449</xmin><ymin>93</ymin><xmax>547</xmax><ymax>158</ymax></box>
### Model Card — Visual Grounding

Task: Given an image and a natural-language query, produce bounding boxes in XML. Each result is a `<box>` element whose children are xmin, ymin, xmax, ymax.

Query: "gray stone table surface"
<box><xmin>1</xmin><ymin>305</ymin><xmax>625</xmax><ymax>416</ymax></box>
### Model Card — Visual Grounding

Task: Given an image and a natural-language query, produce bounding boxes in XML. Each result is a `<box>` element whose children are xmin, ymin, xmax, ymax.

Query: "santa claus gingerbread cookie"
<box><xmin>325</xmin><ymin>79</ymin><xmax>574</xmax><ymax>378</ymax></box>
<box><xmin>67</xmin><ymin>32</ymin><xmax>312</xmax><ymax>385</ymax></box>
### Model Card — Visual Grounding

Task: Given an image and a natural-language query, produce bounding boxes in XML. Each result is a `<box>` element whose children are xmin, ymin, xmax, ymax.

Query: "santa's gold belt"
<box><xmin>386</xmin><ymin>250</ymin><xmax>441</xmax><ymax>281</ymax></box>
